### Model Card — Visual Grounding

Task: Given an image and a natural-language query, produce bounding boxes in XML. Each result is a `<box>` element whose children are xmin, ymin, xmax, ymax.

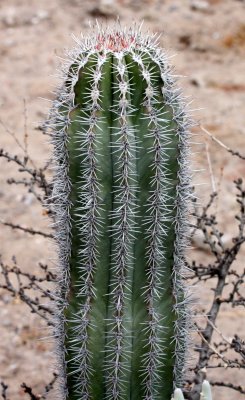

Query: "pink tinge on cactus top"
<box><xmin>95</xmin><ymin>33</ymin><xmax>136</xmax><ymax>52</ymax></box>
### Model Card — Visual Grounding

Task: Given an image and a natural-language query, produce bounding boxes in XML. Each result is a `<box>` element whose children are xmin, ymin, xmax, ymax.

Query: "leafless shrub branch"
<box><xmin>0</xmin><ymin>256</ymin><xmax>55</xmax><ymax>325</ymax></box>
<box><xmin>185</xmin><ymin>178</ymin><xmax>245</xmax><ymax>399</ymax></box>
<box><xmin>0</xmin><ymin>373</ymin><xmax>58</xmax><ymax>400</ymax></box>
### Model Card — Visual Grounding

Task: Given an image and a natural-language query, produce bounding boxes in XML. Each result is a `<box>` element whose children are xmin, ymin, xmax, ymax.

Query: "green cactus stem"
<box><xmin>172</xmin><ymin>388</ymin><xmax>185</xmax><ymax>400</ymax></box>
<box><xmin>201</xmin><ymin>381</ymin><xmax>213</xmax><ymax>400</ymax></box>
<box><xmin>49</xmin><ymin>24</ymin><xmax>193</xmax><ymax>400</ymax></box>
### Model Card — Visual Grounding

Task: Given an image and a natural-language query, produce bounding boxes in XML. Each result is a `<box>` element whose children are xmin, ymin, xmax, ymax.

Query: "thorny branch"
<box><xmin>0</xmin><ymin>382</ymin><xmax>8</xmax><ymax>400</ymax></box>
<box><xmin>0</xmin><ymin>125</ymin><xmax>244</xmax><ymax>398</ymax></box>
<box><xmin>0</xmin><ymin>148</ymin><xmax>53</xmax><ymax>214</ymax></box>
<box><xmin>185</xmin><ymin>178</ymin><xmax>245</xmax><ymax>399</ymax></box>
<box><xmin>0</xmin><ymin>221</ymin><xmax>53</xmax><ymax>239</ymax></box>
<box><xmin>20</xmin><ymin>373</ymin><xmax>58</xmax><ymax>400</ymax></box>
<box><xmin>209</xmin><ymin>381</ymin><xmax>245</xmax><ymax>395</ymax></box>
<box><xmin>201</xmin><ymin>125</ymin><xmax>245</xmax><ymax>161</ymax></box>
<box><xmin>0</xmin><ymin>257</ymin><xmax>55</xmax><ymax>325</ymax></box>
<box><xmin>0</xmin><ymin>373</ymin><xmax>58</xmax><ymax>400</ymax></box>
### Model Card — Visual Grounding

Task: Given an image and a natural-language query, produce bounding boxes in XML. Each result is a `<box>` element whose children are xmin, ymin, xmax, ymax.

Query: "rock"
<box><xmin>0</xmin><ymin>7</ymin><xmax>17</xmax><ymax>27</ymax></box>
<box><xmin>190</xmin><ymin>75</ymin><xmax>206</xmax><ymax>88</ymax></box>
<box><xmin>23</xmin><ymin>193</ymin><xmax>35</xmax><ymax>206</ymax></box>
<box><xmin>89</xmin><ymin>0</ymin><xmax>119</xmax><ymax>18</ymax></box>
<box><xmin>190</xmin><ymin>0</ymin><xmax>210</xmax><ymax>11</ymax></box>
<box><xmin>179</xmin><ymin>34</ymin><xmax>192</xmax><ymax>48</ymax></box>
<box><xmin>0</xmin><ymin>7</ymin><xmax>49</xmax><ymax>28</ymax></box>
<box><xmin>30</xmin><ymin>10</ymin><xmax>49</xmax><ymax>25</ymax></box>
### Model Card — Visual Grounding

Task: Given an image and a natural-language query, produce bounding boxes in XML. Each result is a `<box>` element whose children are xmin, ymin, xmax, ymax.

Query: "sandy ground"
<box><xmin>0</xmin><ymin>0</ymin><xmax>244</xmax><ymax>398</ymax></box>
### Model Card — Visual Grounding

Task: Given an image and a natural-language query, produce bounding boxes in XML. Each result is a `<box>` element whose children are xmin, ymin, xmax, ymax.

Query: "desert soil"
<box><xmin>0</xmin><ymin>0</ymin><xmax>244</xmax><ymax>399</ymax></box>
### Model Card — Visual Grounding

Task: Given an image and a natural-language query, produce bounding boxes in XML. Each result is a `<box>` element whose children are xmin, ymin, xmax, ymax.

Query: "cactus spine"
<box><xmin>49</xmin><ymin>24</ymin><xmax>192</xmax><ymax>400</ymax></box>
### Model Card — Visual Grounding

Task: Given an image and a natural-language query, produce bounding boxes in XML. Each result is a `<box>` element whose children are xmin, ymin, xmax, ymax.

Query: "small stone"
<box><xmin>179</xmin><ymin>34</ymin><xmax>192</xmax><ymax>48</ymax></box>
<box><xmin>190</xmin><ymin>75</ymin><xmax>205</xmax><ymax>88</ymax></box>
<box><xmin>0</xmin><ymin>7</ymin><xmax>17</xmax><ymax>27</ymax></box>
<box><xmin>212</xmin><ymin>31</ymin><xmax>221</xmax><ymax>40</ymax></box>
<box><xmin>190</xmin><ymin>0</ymin><xmax>209</xmax><ymax>11</ymax></box>
<box><xmin>7</xmin><ymin>363</ymin><xmax>19</xmax><ymax>374</ymax></box>
<box><xmin>89</xmin><ymin>0</ymin><xmax>118</xmax><ymax>18</ymax></box>
<box><xmin>0</xmin><ymin>294</ymin><xmax>11</xmax><ymax>304</ymax></box>
<box><xmin>23</xmin><ymin>193</ymin><xmax>35</xmax><ymax>206</ymax></box>
<box><xmin>31</xmin><ymin>10</ymin><xmax>49</xmax><ymax>25</ymax></box>
<box><xmin>168</xmin><ymin>5</ymin><xmax>179</xmax><ymax>12</ymax></box>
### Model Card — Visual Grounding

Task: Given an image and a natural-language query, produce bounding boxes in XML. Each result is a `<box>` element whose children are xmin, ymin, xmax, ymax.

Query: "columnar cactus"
<box><xmin>49</xmin><ymin>24</ymin><xmax>192</xmax><ymax>400</ymax></box>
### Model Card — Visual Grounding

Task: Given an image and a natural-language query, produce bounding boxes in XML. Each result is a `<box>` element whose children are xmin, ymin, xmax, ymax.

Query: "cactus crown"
<box><xmin>49</xmin><ymin>23</ymin><xmax>193</xmax><ymax>400</ymax></box>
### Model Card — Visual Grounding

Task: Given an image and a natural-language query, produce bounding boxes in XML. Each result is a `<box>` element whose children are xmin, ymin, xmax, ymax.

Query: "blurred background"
<box><xmin>0</xmin><ymin>0</ymin><xmax>244</xmax><ymax>399</ymax></box>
